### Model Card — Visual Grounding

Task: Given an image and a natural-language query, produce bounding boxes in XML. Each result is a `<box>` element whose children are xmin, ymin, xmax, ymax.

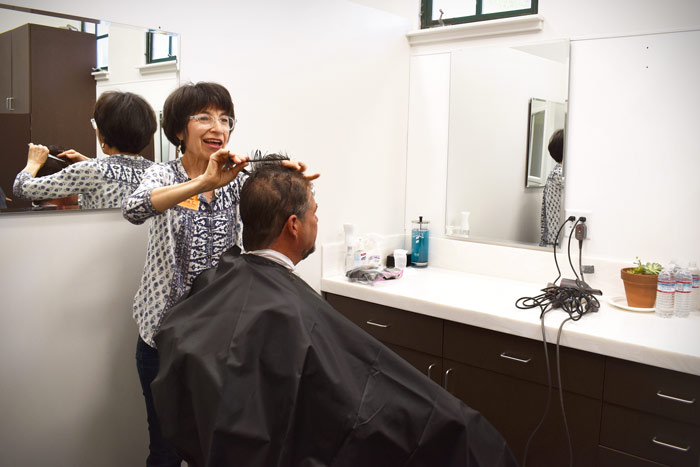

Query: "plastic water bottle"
<box><xmin>655</xmin><ymin>268</ymin><xmax>675</xmax><ymax>318</ymax></box>
<box><xmin>673</xmin><ymin>267</ymin><xmax>692</xmax><ymax>318</ymax></box>
<box><xmin>688</xmin><ymin>261</ymin><xmax>700</xmax><ymax>312</ymax></box>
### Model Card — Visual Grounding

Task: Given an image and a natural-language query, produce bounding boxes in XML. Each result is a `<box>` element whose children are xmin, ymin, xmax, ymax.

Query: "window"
<box><xmin>146</xmin><ymin>31</ymin><xmax>178</xmax><ymax>64</ymax></box>
<box><xmin>81</xmin><ymin>21</ymin><xmax>109</xmax><ymax>70</ymax></box>
<box><xmin>421</xmin><ymin>0</ymin><xmax>537</xmax><ymax>29</ymax></box>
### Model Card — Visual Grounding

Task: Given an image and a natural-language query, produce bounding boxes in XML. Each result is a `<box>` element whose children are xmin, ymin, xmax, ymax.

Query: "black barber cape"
<box><xmin>152</xmin><ymin>247</ymin><xmax>516</xmax><ymax>467</ymax></box>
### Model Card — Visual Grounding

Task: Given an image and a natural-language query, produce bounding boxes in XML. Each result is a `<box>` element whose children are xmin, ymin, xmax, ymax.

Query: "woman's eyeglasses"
<box><xmin>189</xmin><ymin>114</ymin><xmax>236</xmax><ymax>132</ymax></box>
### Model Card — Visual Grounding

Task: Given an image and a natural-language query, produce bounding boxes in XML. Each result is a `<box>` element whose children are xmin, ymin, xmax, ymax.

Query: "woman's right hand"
<box><xmin>149</xmin><ymin>149</ymin><xmax>249</xmax><ymax>213</ymax></box>
<box><xmin>24</xmin><ymin>143</ymin><xmax>50</xmax><ymax>176</ymax></box>
<box><xmin>198</xmin><ymin>149</ymin><xmax>249</xmax><ymax>191</ymax></box>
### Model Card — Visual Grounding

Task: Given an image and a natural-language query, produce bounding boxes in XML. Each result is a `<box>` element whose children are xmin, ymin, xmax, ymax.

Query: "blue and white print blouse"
<box><xmin>13</xmin><ymin>154</ymin><xmax>153</xmax><ymax>209</ymax></box>
<box><xmin>122</xmin><ymin>158</ymin><xmax>246</xmax><ymax>347</ymax></box>
<box><xmin>539</xmin><ymin>164</ymin><xmax>564</xmax><ymax>247</ymax></box>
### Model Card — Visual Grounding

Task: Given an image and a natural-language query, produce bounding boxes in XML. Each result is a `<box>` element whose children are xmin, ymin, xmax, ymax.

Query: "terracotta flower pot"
<box><xmin>620</xmin><ymin>268</ymin><xmax>658</xmax><ymax>308</ymax></box>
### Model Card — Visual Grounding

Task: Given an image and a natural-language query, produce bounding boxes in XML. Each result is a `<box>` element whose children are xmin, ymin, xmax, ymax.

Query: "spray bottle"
<box><xmin>343</xmin><ymin>224</ymin><xmax>356</xmax><ymax>273</ymax></box>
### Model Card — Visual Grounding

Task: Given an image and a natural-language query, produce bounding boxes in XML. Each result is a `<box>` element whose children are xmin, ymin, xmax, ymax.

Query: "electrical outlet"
<box><xmin>564</xmin><ymin>209</ymin><xmax>592</xmax><ymax>240</ymax></box>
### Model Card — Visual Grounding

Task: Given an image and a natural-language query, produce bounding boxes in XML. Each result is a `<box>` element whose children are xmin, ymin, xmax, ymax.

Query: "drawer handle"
<box><xmin>500</xmin><ymin>352</ymin><xmax>531</xmax><ymax>364</ymax></box>
<box><xmin>652</xmin><ymin>436</ymin><xmax>690</xmax><ymax>452</ymax></box>
<box><xmin>427</xmin><ymin>363</ymin><xmax>436</xmax><ymax>379</ymax></box>
<box><xmin>657</xmin><ymin>391</ymin><xmax>696</xmax><ymax>405</ymax></box>
<box><xmin>444</xmin><ymin>368</ymin><xmax>454</xmax><ymax>390</ymax></box>
<box><xmin>366</xmin><ymin>320</ymin><xmax>390</xmax><ymax>328</ymax></box>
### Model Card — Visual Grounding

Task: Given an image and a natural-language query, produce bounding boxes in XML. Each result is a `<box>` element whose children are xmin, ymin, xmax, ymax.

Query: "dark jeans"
<box><xmin>136</xmin><ymin>336</ymin><xmax>183</xmax><ymax>467</ymax></box>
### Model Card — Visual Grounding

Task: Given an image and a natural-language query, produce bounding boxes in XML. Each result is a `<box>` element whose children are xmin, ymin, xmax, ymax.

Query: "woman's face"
<box><xmin>178</xmin><ymin>106</ymin><xmax>232</xmax><ymax>160</ymax></box>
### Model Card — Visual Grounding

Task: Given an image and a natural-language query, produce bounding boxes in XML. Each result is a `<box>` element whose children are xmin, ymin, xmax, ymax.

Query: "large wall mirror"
<box><xmin>0</xmin><ymin>3</ymin><xmax>179</xmax><ymax>213</ymax></box>
<box><xmin>444</xmin><ymin>39</ymin><xmax>569</xmax><ymax>248</ymax></box>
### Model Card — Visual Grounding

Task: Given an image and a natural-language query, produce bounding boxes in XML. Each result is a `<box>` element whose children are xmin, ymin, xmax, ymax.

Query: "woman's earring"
<box><xmin>176</xmin><ymin>140</ymin><xmax>184</xmax><ymax>158</ymax></box>
<box><xmin>100</xmin><ymin>142</ymin><xmax>105</xmax><ymax>150</ymax></box>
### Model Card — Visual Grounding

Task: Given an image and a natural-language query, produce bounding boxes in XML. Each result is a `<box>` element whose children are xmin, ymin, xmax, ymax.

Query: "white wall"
<box><xmin>406</xmin><ymin>0</ymin><xmax>700</xmax><ymax>269</ymax></box>
<box><xmin>0</xmin><ymin>210</ymin><xmax>150</xmax><ymax>466</ymax></box>
<box><xmin>0</xmin><ymin>0</ymin><xmax>415</xmax><ymax>465</ymax></box>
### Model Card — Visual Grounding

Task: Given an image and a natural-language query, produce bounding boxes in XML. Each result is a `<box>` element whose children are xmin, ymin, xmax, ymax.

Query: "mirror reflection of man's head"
<box><xmin>240</xmin><ymin>159</ymin><xmax>317</xmax><ymax>262</ymax></box>
<box><xmin>33</xmin><ymin>152</ymin><xmax>79</xmax><ymax>209</ymax></box>
<box><xmin>548</xmin><ymin>129</ymin><xmax>564</xmax><ymax>163</ymax></box>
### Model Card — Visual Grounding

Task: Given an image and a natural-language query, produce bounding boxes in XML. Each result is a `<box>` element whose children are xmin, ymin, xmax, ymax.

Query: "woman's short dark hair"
<box><xmin>93</xmin><ymin>91</ymin><xmax>157</xmax><ymax>154</ymax></box>
<box><xmin>548</xmin><ymin>129</ymin><xmax>564</xmax><ymax>163</ymax></box>
<box><xmin>240</xmin><ymin>161</ymin><xmax>312</xmax><ymax>252</ymax></box>
<box><xmin>162</xmin><ymin>82</ymin><xmax>235</xmax><ymax>154</ymax></box>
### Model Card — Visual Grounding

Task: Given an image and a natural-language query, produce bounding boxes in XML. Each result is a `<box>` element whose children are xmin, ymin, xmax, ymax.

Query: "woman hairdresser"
<box><xmin>13</xmin><ymin>91</ymin><xmax>156</xmax><ymax>209</ymax></box>
<box><xmin>123</xmin><ymin>81</ymin><xmax>316</xmax><ymax>466</ymax></box>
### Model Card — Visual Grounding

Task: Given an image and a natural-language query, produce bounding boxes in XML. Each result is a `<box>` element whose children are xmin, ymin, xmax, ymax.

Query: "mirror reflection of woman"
<box><xmin>12</xmin><ymin>91</ymin><xmax>157</xmax><ymax>209</ymax></box>
<box><xmin>539</xmin><ymin>129</ymin><xmax>565</xmax><ymax>246</ymax></box>
<box><xmin>122</xmin><ymin>81</ymin><xmax>318</xmax><ymax>467</ymax></box>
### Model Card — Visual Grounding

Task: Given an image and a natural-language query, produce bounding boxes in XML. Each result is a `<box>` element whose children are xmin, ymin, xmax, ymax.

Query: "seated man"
<box><xmin>152</xmin><ymin>162</ymin><xmax>516</xmax><ymax>467</ymax></box>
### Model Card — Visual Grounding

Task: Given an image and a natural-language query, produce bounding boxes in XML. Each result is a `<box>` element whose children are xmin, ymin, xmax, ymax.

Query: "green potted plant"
<box><xmin>620</xmin><ymin>258</ymin><xmax>662</xmax><ymax>308</ymax></box>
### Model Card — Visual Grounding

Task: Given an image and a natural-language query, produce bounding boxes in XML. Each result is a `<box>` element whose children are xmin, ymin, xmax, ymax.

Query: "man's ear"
<box><xmin>285</xmin><ymin>215</ymin><xmax>300</xmax><ymax>239</ymax></box>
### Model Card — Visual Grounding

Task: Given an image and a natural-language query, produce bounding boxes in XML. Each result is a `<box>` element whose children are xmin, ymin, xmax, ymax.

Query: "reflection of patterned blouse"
<box><xmin>122</xmin><ymin>159</ymin><xmax>246</xmax><ymax>347</ymax></box>
<box><xmin>540</xmin><ymin>164</ymin><xmax>564</xmax><ymax>246</ymax></box>
<box><xmin>13</xmin><ymin>154</ymin><xmax>153</xmax><ymax>209</ymax></box>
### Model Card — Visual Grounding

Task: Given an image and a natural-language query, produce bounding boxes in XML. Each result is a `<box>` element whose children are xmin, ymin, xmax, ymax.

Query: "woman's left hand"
<box><xmin>24</xmin><ymin>143</ymin><xmax>50</xmax><ymax>176</ymax></box>
<box><xmin>281</xmin><ymin>159</ymin><xmax>320</xmax><ymax>181</ymax></box>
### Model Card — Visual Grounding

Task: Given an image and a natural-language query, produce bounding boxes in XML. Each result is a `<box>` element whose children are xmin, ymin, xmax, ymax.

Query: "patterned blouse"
<box><xmin>122</xmin><ymin>159</ymin><xmax>247</xmax><ymax>347</ymax></box>
<box><xmin>539</xmin><ymin>164</ymin><xmax>564</xmax><ymax>246</ymax></box>
<box><xmin>13</xmin><ymin>154</ymin><xmax>153</xmax><ymax>209</ymax></box>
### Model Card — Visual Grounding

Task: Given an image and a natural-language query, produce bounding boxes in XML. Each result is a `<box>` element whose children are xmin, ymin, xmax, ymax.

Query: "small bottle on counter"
<box><xmin>688</xmin><ymin>261</ymin><xmax>700</xmax><ymax>311</ymax></box>
<box><xmin>673</xmin><ymin>267</ymin><xmax>692</xmax><ymax>318</ymax></box>
<box><xmin>655</xmin><ymin>267</ymin><xmax>675</xmax><ymax>318</ymax></box>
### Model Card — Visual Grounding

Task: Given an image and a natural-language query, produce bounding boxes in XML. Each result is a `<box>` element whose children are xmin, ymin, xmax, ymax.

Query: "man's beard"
<box><xmin>301</xmin><ymin>244</ymin><xmax>316</xmax><ymax>261</ymax></box>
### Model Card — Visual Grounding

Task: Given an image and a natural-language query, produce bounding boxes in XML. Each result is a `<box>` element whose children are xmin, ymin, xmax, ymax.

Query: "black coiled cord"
<box><xmin>515</xmin><ymin>216</ymin><xmax>600</xmax><ymax>466</ymax></box>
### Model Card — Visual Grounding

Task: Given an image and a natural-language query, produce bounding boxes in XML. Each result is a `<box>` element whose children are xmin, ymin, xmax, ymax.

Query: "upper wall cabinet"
<box><xmin>0</xmin><ymin>24</ymin><xmax>29</xmax><ymax>113</ymax></box>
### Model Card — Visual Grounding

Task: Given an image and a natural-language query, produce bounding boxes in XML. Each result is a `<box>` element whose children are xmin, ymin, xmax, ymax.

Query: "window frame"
<box><xmin>81</xmin><ymin>21</ymin><xmax>109</xmax><ymax>71</ymax></box>
<box><xmin>420</xmin><ymin>0</ymin><xmax>538</xmax><ymax>29</ymax></box>
<box><xmin>146</xmin><ymin>31</ymin><xmax>177</xmax><ymax>64</ymax></box>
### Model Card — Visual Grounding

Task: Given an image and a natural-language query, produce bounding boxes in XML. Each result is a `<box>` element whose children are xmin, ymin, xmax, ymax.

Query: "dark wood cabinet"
<box><xmin>600</xmin><ymin>358</ymin><xmax>700</xmax><ymax>467</ymax></box>
<box><xmin>323</xmin><ymin>292</ymin><xmax>700</xmax><ymax>467</ymax></box>
<box><xmin>0</xmin><ymin>23</ymin><xmax>96</xmax><ymax>210</ymax></box>
<box><xmin>0</xmin><ymin>25</ymin><xmax>29</xmax><ymax>113</ymax></box>
<box><xmin>443</xmin><ymin>320</ymin><xmax>604</xmax><ymax>466</ymax></box>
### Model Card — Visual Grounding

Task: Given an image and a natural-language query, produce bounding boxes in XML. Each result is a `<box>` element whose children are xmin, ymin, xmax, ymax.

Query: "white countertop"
<box><xmin>321</xmin><ymin>266</ymin><xmax>700</xmax><ymax>377</ymax></box>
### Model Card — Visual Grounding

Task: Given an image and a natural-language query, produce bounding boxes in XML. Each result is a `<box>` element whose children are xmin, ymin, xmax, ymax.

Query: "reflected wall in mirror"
<box><xmin>0</xmin><ymin>4</ymin><xmax>179</xmax><ymax>213</ymax></box>
<box><xmin>445</xmin><ymin>39</ymin><xmax>569</xmax><ymax>248</ymax></box>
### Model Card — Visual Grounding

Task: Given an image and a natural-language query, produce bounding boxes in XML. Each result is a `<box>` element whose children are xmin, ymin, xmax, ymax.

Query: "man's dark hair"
<box><xmin>548</xmin><ymin>128</ymin><xmax>564</xmax><ymax>163</ymax></box>
<box><xmin>94</xmin><ymin>91</ymin><xmax>157</xmax><ymax>154</ymax></box>
<box><xmin>36</xmin><ymin>155</ymin><xmax>69</xmax><ymax>178</ymax></box>
<box><xmin>240</xmin><ymin>160</ymin><xmax>312</xmax><ymax>251</ymax></box>
<box><xmin>162</xmin><ymin>82</ymin><xmax>235</xmax><ymax>155</ymax></box>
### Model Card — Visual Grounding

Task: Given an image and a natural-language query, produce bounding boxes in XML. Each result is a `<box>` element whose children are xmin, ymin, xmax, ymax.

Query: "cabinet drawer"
<box><xmin>443</xmin><ymin>320</ymin><xmax>604</xmax><ymax>398</ymax></box>
<box><xmin>600</xmin><ymin>403</ymin><xmax>700</xmax><ymax>467</ymax></box>
<box><xmin>597</xmin><ymin>446</ymin><xmax>668</xmax><ymax>467</ymax></box>
<box><xmin>445</xmin><ymin>360</ymin><xmax>600</xmax><ymax>467</ymax></box>
<box><xmin>325</xmin><ymin>293</ymin><xmax>443</xmax><ymax>356</ymax></box>
<box><xmin>604</xmin><ymin>358</ymin><xmax>700</xmax><ymax>425</ymax></box>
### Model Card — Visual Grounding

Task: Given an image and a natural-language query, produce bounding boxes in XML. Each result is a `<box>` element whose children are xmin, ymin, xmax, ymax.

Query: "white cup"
<box><xmin>394</xmin><ymin>249</ymin><xmax>407</xmax><ymax>269</ymax></box>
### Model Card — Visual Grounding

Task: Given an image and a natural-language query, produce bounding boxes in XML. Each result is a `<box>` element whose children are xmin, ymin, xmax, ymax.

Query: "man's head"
<box><xmin>240</xmin><ymin>161</ymin><xmax>317</xmax><ymax>264</ymax></box>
